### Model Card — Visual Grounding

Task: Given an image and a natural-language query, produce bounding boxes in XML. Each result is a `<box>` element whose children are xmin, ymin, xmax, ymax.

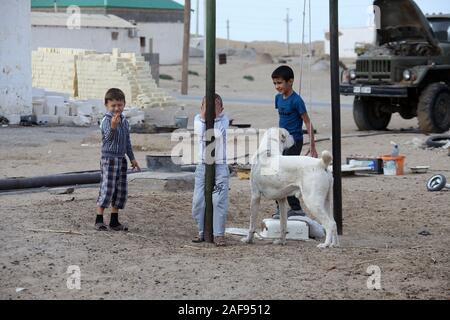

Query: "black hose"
<box><xmin>0</xmin><ymin>172</ymin><xmax>101</xmax><ymax>191</ymax></box>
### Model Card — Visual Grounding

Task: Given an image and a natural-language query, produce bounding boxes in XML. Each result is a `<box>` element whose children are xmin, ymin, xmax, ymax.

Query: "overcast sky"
<box><xmin>174</xmin><ymin>0</ymin><xmax>449</xmax><ymax>42</ymax></box>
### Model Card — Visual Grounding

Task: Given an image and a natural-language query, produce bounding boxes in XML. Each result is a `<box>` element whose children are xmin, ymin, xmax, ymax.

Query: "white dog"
<box><xmin>241</xmin><ymin>128</ymin><xmax>339</xmax><ymax>248</ymax></box>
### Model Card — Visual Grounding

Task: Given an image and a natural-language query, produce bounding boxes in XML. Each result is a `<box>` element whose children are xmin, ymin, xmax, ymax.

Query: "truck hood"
<box><xmin>374</xmin><ymin>0</ymin><xmax>440</xmax><ymax>49</ymax></box>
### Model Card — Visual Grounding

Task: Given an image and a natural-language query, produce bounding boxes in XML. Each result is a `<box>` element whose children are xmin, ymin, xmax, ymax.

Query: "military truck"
<box><xmin>340</xmin><ymin>0</ymin><xmax>450</xmax><ymax>133</ymax></box>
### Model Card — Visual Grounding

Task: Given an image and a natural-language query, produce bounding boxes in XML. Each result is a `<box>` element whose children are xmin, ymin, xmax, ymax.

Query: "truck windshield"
<box><xmin>429</xmin><ymin>20</ymin><xmax>450</xmax><ymax>42</ymax></box>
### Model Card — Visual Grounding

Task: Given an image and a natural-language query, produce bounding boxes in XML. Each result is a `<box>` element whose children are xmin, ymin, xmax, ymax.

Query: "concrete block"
<box><xmin>58</xmin><ymin>115</ymin><xmax>75</xmax><ymax>126</ymax></box>
<box><xmin>36</xmin><ymin>115</ymin><xmax>59</xmax><ymax>125</ymax></box>
<box><xmin>5</xmin><ymin>114</ymin><xmax>21</xmax><ymax>125</ymax></box>
<box><xmin>74</xmin><ymin>102</ymin><xmax>93</xmax><ymax>115</ymax></box>
<box><xmin>55</xmin><ymin>105</ymin><xmax>69</xmax><ymax>116</ymax></box>
<box><xmin>127</xmin><ymin>171</ymin><xmax>194</xmax><ymax>192</ymax></box>
<box><xmin>32</xmin><ymin>100</ymin><xmax>45</xmax><ymax>116</ymax></box>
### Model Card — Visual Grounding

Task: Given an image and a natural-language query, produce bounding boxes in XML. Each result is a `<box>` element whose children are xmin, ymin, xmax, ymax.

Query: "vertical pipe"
<box><xmin>196</xmin><ymin>0</ymin><xmax>200</xmax><ymax>37</ymax></box>
<box><xmin>329</xmin><ymin>0</ymin><xmax>343</xmax><ymax>235</ymax></box>
<box><xmin>181</xmin><ymin>0</ymin><xmax>191</xmax><ymax>95</ymax></box>
<box><xmin>204</xmin><ymin>0</ymin><xmax>216</xmax><ymax>243</ymax></box>
<box><xmin>226</xmin><ymin>19</ymin><xmax>230</xmax><ymax>55</ymax></box>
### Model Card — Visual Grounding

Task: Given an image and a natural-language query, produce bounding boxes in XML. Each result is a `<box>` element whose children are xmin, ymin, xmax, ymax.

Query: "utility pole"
<box><xmin>196</xmin><ymin>0</ymin><xmax>200</xmax><ymax>37</ymax></box>
<box><xmin>285</xmin><ymin>8</ymin><xmax>292</xmax><ymax>56</ymax></box>
<box><xmin>329</xmin><ymin>0</ymin><xmax>343</xmax><ymax>235</ymax></box>
<box><xmin>226</xmin><ymin>19</ymin><xmax>230</xmax><ymax>55</ymax></box>
<box><xmin>204</xmin><ymin>0</ymin><xmax>216</xmax><ymax>243</ymax></box>
<box><xmin>181</xmin><ymin>0</ymin><xmax>191</xmax><ymax>95</ymax></box>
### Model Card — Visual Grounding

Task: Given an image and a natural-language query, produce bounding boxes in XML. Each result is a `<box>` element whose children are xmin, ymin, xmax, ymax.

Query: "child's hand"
<box><xmin>111</xmin><ymin>113</ymin><xmax>121</xmax><ymax>129</ymax></box>
<box><xmin>200</xmin><ymin>102</ymin><xmax>206</xmax><ymax>120</ymax></box>
<box><xmin>131</xmin><ymin>160</ymin><xmax>141</xmax><ymax>171</ymax></box>
<box><xmin>215</xmin><ymin>99</ymin><xmax>224</xmax><ymax>118</ymax></box>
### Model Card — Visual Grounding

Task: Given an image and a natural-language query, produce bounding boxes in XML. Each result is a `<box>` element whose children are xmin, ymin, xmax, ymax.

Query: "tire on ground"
<box><xmin>425</xmin><ymin>134</ymin><xmax>450</xmax><ymax>148</ymax></box>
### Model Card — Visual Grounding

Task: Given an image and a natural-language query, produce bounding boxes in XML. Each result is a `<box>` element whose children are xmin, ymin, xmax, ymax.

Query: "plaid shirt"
<box><xmin>100</xmin><ymin>112</ymin><xmax>135</xmax><ymax>161</ymax></box>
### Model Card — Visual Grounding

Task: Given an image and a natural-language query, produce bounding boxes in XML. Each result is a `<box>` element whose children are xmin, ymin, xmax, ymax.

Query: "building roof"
<box><xmin>31</xmin><ymin>0</ymin><xmax>184</xmax><ymax>11</ymax></box>
<box><xmin>31</xmin><ymin>12</ymin><xmax>136</xmax><ymax>28</ymax></box>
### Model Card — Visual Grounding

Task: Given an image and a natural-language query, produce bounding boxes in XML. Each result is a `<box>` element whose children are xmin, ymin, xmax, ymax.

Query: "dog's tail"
<box><xmin>320</xmin><ymin>150</ymin><xmax>332</xmax><ymax>169</ymax></box>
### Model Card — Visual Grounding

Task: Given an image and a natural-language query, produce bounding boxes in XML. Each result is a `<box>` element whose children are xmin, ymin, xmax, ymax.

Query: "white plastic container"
<box><xmin>259</xmin><ymin>218</ymin><xmax>309</xmax><ymax>240</ymax></box>
<box><xmin>383</xmin><ymin>159</ymin><xmax>397</xmax><ymax>176</ymax></box>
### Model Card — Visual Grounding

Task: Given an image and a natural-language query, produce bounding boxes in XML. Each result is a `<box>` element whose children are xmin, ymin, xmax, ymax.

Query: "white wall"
<box><xmin>32</xmin><ymin>26</ymin><xmax>140</xmax><ymax>54</ymax></box>
<box><xmin>325</xmin><ymin>27</ymin><xmax>376</xmax><ymax>58</ymax></box>
<box><xmin>0</xmin><ymin>0</ymin><xmax>32</xmax><ymax>118</ymax></box>
<box><xmin>137</xmin><ymin>22</ymin><xmax>183</xmax><ymax>65</ymax></box>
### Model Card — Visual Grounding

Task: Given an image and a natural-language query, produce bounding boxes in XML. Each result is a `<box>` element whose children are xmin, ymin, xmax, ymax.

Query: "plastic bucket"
<box><xmin>381</xmin><ymin>155</ymin><xmax>405</xmax><ymax>176</ymax></box>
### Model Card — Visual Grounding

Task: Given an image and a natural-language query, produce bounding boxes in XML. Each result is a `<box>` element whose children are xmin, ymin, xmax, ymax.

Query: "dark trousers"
<box><xmin>277</xmin><ymin>139</ymin><xmax>303</xmax><ymax>211</ymax></box>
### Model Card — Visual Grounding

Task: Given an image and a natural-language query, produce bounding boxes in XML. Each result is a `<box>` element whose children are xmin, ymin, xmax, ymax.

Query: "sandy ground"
<box><xmin>1</xmin><ymin>58</ymin><xmax>449</xmax><ymax>299</ymax></box>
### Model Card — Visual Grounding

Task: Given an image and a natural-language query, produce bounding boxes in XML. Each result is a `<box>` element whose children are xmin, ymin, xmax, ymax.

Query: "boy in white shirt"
<box><xmin>192</xmin><ymin>94</ymin><xmax>229</xmax><ymax>246</ymax></box>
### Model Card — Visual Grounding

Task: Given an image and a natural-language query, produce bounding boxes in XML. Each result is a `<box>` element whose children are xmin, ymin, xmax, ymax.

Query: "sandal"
<box><xmin>109</xmin><ymin>222</ymin><xmax>128</xmax><ymax>231</ymax></box>
<box><xmin>192</xmin><ymin>235</ymin><xmax>205</xmax><ymax>243</ymax></box>
<box><xmin>214</xmin><ymin>236</ymin><xmax>226</xmax><ymax>247</ymax></box>
<box><xmin>95</xmin><ymin>222</ymin><xmax>108</xmax><ymax>231</ymax></box>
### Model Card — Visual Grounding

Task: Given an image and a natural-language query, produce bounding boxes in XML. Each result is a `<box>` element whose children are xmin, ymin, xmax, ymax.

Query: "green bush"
<box><xmin>188</xmin><ymin>70</ymin><xmax>199</xmax><ymax>76</ymax></box>
<box><xmin>243</xmin><ymin>75</ymin><xmax>255</xmax><ymax>81</ymax></box>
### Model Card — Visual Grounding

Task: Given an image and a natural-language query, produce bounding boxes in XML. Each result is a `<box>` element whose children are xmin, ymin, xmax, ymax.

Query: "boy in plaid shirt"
<box><xmin>95</xmin><ymin>88</ymin><xmax>141</xmax><ymax>231</ymax></box>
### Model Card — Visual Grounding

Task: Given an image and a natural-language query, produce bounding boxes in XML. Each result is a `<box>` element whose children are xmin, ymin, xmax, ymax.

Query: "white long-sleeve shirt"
<box><xmin>194</xmin><ymin>113</ymin><xmax>229</xmax><ymax>164</ymax></box>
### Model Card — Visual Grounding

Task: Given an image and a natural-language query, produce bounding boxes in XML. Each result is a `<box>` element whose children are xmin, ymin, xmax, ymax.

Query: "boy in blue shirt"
<box><xmin>271</xmin><ymin>65</ymin><xmax>318</xmax><ymax>218</ymax></box>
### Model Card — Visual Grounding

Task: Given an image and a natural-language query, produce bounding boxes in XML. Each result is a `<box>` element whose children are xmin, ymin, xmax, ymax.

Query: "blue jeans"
<box><xmin>192</xmin><ymin>164</ymin><xmax>229</xmax><ymax>237</ymax></box>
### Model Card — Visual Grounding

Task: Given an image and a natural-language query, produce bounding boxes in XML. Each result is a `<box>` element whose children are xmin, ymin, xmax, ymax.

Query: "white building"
<box><xmin>31</xmin><ymin>0</ymin><xmax>185</xmax><ymax>65</ymax></box>
<box><xmin>325</xmin><ymin>27</ymin><xmax>376</xmax><ymax>59</ymax></box>
<box><xmin>31</xmin><ymin>12</ymin><xmax>140</xmax><ymax>53</ymax></box>
<box><xmin>0</xmin><ymin>0</ymin><xmax>32</xmax><ymax>121</ymax></box>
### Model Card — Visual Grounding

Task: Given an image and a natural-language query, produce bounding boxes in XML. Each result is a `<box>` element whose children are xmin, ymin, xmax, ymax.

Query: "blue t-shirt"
<box><xmin>275</xmin><ymin>91</ymin><xmax>307</xmax><ymax>141</ymax></box>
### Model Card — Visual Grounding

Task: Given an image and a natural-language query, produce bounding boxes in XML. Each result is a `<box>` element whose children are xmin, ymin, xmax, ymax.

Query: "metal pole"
<box><xmin>196</xmin><ymin>0</ymin><xmax>200</xmax><ymax>37</ymax></box>
<box><xmin>204</xmin><ymin>0</ymin><xmax>216</xmax><ymax>243</ymax></box>
<box><xmin>329</xmin><ymin>0</ymin><xmax>343</xmax><ymax>235</ymax></box>
<box><xmin>181</xmin><ymin>0</ymin><xmax>191</xmax><ymax>95</ymax></box>
<box><xmin>226</xmin><ymin>19</ymin><xmax>230</xmax><ymax>55</ymax></box>
<box><xmin>285</xmin><ymin>9</ymin><xmax>292</xmax><ymax>56</ymax></box>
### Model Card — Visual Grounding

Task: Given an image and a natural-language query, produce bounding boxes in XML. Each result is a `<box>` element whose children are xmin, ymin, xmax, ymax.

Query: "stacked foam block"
<box><xmin>32</xmin><ymin>48</ymin><xmax>176</xmax><ymax>109</ymax></box>
<box><xmin>32</xmin><ymin>48</ymin><xmax>94</xmax><ymax>96</ymax></box>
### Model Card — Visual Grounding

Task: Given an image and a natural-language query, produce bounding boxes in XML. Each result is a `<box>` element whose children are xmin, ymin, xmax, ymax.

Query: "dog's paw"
<box><xmin>273</xmin><ymin>239</ymin><xmax>286</xmax><ymax>246</ymax></box>
<box><xmin>317</xmin><ymin>242</ymin><xmax>332</xmax><ymax>249</ymax></box>
<box><xmin>241</xmin><ymin>236</ymin><xmax>254</xmax><ymax>244</ymax></box>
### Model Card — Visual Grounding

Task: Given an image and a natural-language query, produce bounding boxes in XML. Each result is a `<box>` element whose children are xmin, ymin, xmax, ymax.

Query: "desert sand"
<box><xmin>0</xmin><ymin>56</ymin><xmax>449</xmax><ymax>299</ymax></box>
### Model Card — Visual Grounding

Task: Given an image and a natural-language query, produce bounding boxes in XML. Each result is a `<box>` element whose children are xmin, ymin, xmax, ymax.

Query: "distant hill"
<box><xmin>215</xmin><ymin>38</ymin><xmax>325</xmax><ymax>57</ymax></box>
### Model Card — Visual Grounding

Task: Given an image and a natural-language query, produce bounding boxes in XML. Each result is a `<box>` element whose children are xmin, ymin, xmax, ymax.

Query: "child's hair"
<box><xmin>104</xmin><ymin>88</ymin><xmax>126</xmax><ymax>105</ymax></box>
<box><xmin>271</xmin><ymin>65</ymin><xmax>295</xmax><ymax>81</ymax></box>
<box><xmin>202</xmin><ymin>93</ymin><xmax>223</xmax><ymax>107</ymax></box>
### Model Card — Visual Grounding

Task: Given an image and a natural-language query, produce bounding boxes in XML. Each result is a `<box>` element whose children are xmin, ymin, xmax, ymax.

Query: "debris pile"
<box><xmin>29</xmin><ymin>87</ymin><xmax>145</xmax><ymax>127</ymax></box>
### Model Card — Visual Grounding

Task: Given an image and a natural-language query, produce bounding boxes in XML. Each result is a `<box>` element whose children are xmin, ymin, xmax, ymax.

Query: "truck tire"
<box><xmin>417</xmin><ymin>83</ymin><xmax>450</xmax><ymax>133</ymax></box>
<box><xmin>353</xmin><ymin>98</ymin><xmax>392</xmax><ymax>131</ymax></box>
